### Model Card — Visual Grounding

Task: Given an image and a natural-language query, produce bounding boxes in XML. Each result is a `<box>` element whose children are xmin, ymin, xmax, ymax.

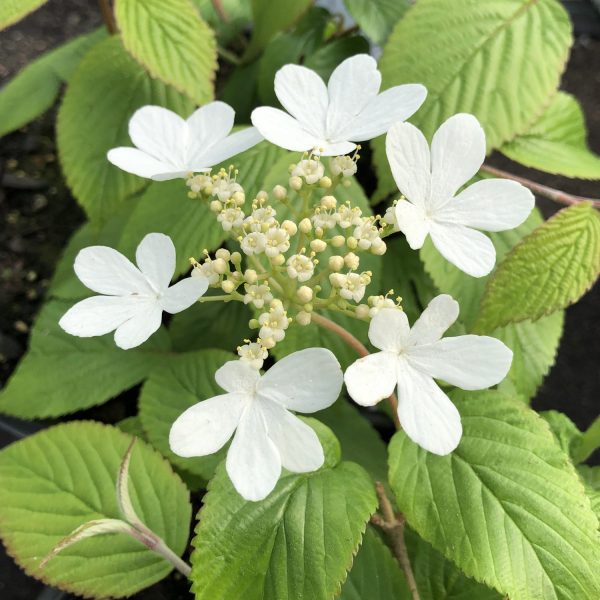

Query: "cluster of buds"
<box><xmin>187</xmin><ymin>151</ymin><xmax>402</xmax><ymax>368</ymax></box>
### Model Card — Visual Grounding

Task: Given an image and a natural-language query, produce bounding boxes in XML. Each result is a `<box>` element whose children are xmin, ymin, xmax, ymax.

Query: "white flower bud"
<box><xmin>310</xmin><ymin>239</ymin><xmax>327</xmax><ymax>253</ymax></box>
<box><xmin>371</xmin><ymin>238</ymin><xmax>387</xmax><ymax>255</ymax></box>
<box><xmin>244</xmin><ymin>269</ymin><xmax>258</xmax><ymax>284</ymax></box>
<box><xmin>356</xmin><ymin>304</ymin><xmax>370</xmax><ymax>319</ymax></box>
<box><xmin>346</xmin><ymin>236</ymin><xmax>358</xmax><ymax>249</ymax></box>
<box><xmin>329</xmin><ymin>273</ymin><xmax>345</xmax><ymax>288</ymax></box>
<box><xmin>319</xmin><ymin>176</ymin><xmax>332</xmax><ymax>188</ymax></box>
<box><xmin>383</xmin><ymin>205</ymin><xmax>400</xmax><ymax>232</ymax></box>
<box><xmin>296</xmin><ymin>286</ymin><xmax>313</xmax><ymax>303</ymax></box>
<box><xmin>330</xmin><ymin>155</ymin><xmax>357</xmax><ymax>178</ymax></box>
<box><xmin>210</xmin><ymin>200</ymin><xmax>223</xmax><ymax>212</ymax></box>
<box><xmin>289</xmin><ymin>176</ymin><xmax>303</xmax><ymax>190</ymax></box>
<box><xmin>222</xmin><ymin>279</ymin><xmax>236</xmax><ymax>293</ymax></box>
<box><xmin>261</xmin><ymin>336</ymin><xmax>276</xmax><ymax>349</ymax></box>
<box><xmin>292</xmin><ymin>159</ymin><xmax>324</xmax><ymax>185</ymax></box>
<box><xmin>296</xmin><ymin>311</ymin><xmax>312</xmax><ymax>326</ymax></box>
<box><xmin>230</xmin><ymin>251</ymin><xmax>242</xmax><ymax>265</ymax></box>
<box><xmin>299</xmin><ymin>218</ymin><xmax>312</xmax><ymax>233</ymax></box>
<box><xmin>329</xmin><ymin>255</ymin><xmax>345</xmax><ymax>271</ymax></box>
<box><xmin>270</xmin><ymin>254</ymin><xmax>285</xmax><ymax>266</ymax></box>
<box><xmin>212</xmin><ymin>257</ymin><xmax>227</xmax><ymax>274</ymax></box>
<box><xmin>321</xmin><ymin>195</ymin><xmax>337</xmax><ymax>210</ymax></box>
<box><xmin>331</xmin><ymin>235</ymin><xmax>345</xmax><ymax>248</ymax></box>
<box><xmin>256</xmin><ymin>190</ymin><xmax>268</xmax><ymax>202</ymax></box>
<box><xmin>232</xmin><ymin>191</ymin><xmax>245</xmax><ymax>206</ymax></box>
<box><xmin>273</xmin><ymin>185</ymin><xmax>287</xmax><ymax>200</ymax></box>
<box><xmin>281</xmin><ymin>219</ymin><xmax>297</xmax><ymax>236</ymax></box>
<box><xmin>344</xmin><ymin>252</ymin><xmax>360</xmax><ymax>270</ymax></box>
<box><xmin>215</xmin><ymin>248</ymin><xmax>230</xmax><ymax>261</ymax></box>
<box><xmin>237</xmin><ymin>341</ymin><xmax>268</xmax><ymax>370</ymax></box>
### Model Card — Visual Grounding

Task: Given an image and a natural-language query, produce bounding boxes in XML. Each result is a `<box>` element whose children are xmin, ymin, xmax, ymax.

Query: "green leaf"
<box><xmin>139</xmin><ymin>350</ymin><xmax>235</xmax><ymax>480</ymax></box>
<box><xmin>192</xmin><ymin>0</ymin><xmax>252</xmax><ymax>44</ymax></box>
<box><xmin>420</xmin><ymin>208</ymin><xmax>563</xmax><ymax>401</ymax></box>
<box><xmin>475</xmin><ymin>202</ymin><xmax>600</xmax><ymax>332</ymax></box>
<box><xmin>578</xmin><ymin>466</ymin><xmax>600</xmax><ymax>519</ymax></box>
<box><xmin>0</xmin><ymin>29</ymin><xmax>105</xmax><ymax>137</ymax></box>
<box><xmin>115</xmin><ymin>0</ymin><xmax>216</xmax><ymax>104</ymax></box>
<box><xmin>501</xmin><ymin>92</ymin><xmax>600</xmax><ymax>179</ymax></box>
<box><xmin>169</xmin><ymin>300</ymin><xmax>252</xmax><ymax>353</ymax></box>
<box><xmin>316</xmin><ymin>400</ymin><xmax>388</xmax><ymax>484</ymax></box>
<box><xmin>343</xmin><ymin>0</ymin><xmax>409</xmax><ymax>46</ymax></box>
<box><xmin>304</xmin><ymin>35</ymin><xmax>370</xmax><ymax>81</ymax></box>
<box><xmin>57</xmin><ymin>36</ymin><xmax>194</xmax><ymax>222</ymax></box>
<box><xmin>388</xmin><ymin>390</ymin><xmax>600</xmax><ymax>600</ymax></box>
<box><xmin>117</xmin><ymin>180</ymin><xmax>225</xmax><ymax>277</ymax></box>
<box><xmin>0</xmin><ymin>0</ymin><xmax>47</xmax><ymax>29</ymax></box>
<box><xmin>191</xmin><ymin>435</ymin><xmax>377</xmax><ymax>600</ymax></box>
<box><xmin>339</xmin><ymin>526</ymin><xmax>410</xmax><ymax>600</ymax></box>
<box><xmin>0</xmin><ymin>421</ymin><xmax>191</xmax><ymax>598</ymax></box>
<box><xmin>243</xmin><ymin>0</ymin><xmax>313</xmax><ymax>62</ymax></box>
<box><xmin>0</xmin><ymin>300</ymin><xmax>171</xmax><ymax>419</ymax></box>
<box><xmin>405</xmin><ymin>528</ymin><xmax>502</xmax><ymax>600</ymax></box>
<box><xmin>117</xmin><ymin>416</ymin><xmax>148</xmax><ymax>440</ymax></box>
<box><xmin>541</xmin><ymin>411</ymin><xmax>583</xmax><ymax>459</ymax></box>
<box><xmin>373</xmin><ymin>0</ymin><xmax>572</xmax><ymax>200</ymax></box>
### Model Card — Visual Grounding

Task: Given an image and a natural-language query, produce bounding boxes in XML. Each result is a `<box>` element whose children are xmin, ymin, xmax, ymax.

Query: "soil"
<box><xmin>0</xmin><ymin>1</ymin><xmax>599</xmax><ymax>599</ymax></box>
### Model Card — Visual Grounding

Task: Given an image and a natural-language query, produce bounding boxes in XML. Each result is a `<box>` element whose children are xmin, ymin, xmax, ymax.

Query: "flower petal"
<box><xmin>339</xmin><ymin>84</ymin><xmax>427</xmax><ymax>141</ymax></box>
<box><xmin>408</xmin><ymin>294</ymin><xmax>459</xmax><ymax>346</ymax></box>
<box><xmin>406</xmin><ymin>335</ymin><xmax>513</xmax><ymax>390</ymax></box>
<box><xmin>260</xmin><ymin>399</ymin><xmax>324</xmax><ymax>473</ymax></box>
<box><xmin>113</xmin><ymin>301</ymin><xmax>162</xmax><ymax>349</ymax></box>
<box><xmin>59</xmin><ymin>296</ymin><xmax>139</xmax><ymax>337</ymax></box>
<box><xmin>226</xmin><ymin>403</ymin><xmax>281</xmax><ymax>501</ymax></box>
<box><xmin>395</xmin><ymin>200</ymin><xmax>430</xmax><ymax>249</ymax></box>
<box><xmin>430</xmin><ymin>113</ymin><xmax>486</xmax><ymax>208</ymax></box>
<box><xmin>135</xmin><ymin>233</ymin><xmax>175</xmax><ymax>293</ymax></box>
<box><xmin>74</xmin><ymin>246</ymin><xmax>153</xmax><ymax>296</ymax></box>
<box><xmin>185</xmin><ymin>101</ymin><xmax>235</xmax><ymax>165</ymax></box>
<box><xmin>162</xmin><ymin>276</ymin><xmax>208</xmax><ymax>314</ymax></box>
<box><xmin>251</xmin><ymin>107</ymin><xmax>321</xmax><ymax>152</ymax></box>
<box><xmin>429</xmin><ymin>221</ymin><xmax>496</xmax><ymax>277</ymax></box>
<box><xmin>368</xmin><ymin>308</ymin><xmax>410</xmax><ymax>352</ymax></box>
<box><xmin>274</xmin><ymin>64</ymin><xmax>328</xmax><ymax>135</ymax></box>
<box><xmin>316</xmin><ymin>140</ymin><xmax>357</xmax><ymax>157</ymax></box>
<box><xmin>344</xmin><ymin>351</ymin><xmax>398</xmax><ymax>407</ymax></box>
<box><xmin>215</xmin><ymin>360</ymin><xmax>261</xmax><ymax>394</ymax></box>
<box><xmin>106</xmin><ymin>148</ymin><xmax>179</xmax><ymax>180</ymax></box>
<box><xmin>386</xmin><ymin>121</ymin><xmax>431</xmax><ymax>208</ymax></box>
<box><xmin>326</xmin><ymin>54</ymin><xmax>381</xmax><ymax>140</ymax></box>
<box><xmin>257</xmin><ymin>348</ymin><xmax>343</xmax><ymax>413</ymax></box>
<box><xmin>437</xmin><ymin>179</ymin><xmax>535</xmax><ymax>232</ymax></box>
<box><xmin>396</xmin><ymin>359</ymin><xmax>462</xmax><ymax>455</ymax></box>
<box><xmin>169</xmin><ymin>392</ymin><xmax>247</xmax><ymax>457</ymax></box>
<box><xmin>128</xmin><ymin>105</ymin><xmax>187</xmax><ymax>167</ymax></box>
<box><xmin>193</xmin><ymin>127</ymin><xmax>263</xmax><ymax>169</ymax></box>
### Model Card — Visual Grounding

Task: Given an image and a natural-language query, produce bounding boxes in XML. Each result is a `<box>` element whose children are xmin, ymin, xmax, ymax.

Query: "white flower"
<box><xmin>330</xmin><ymin>155</ymin><xmax>357</xmax><ymax>178</ymax></box>
<box><xmin>217</xmin><ymin>206</ymin><xmax>245</xmax><ymax>232</ymax></box>
<box><xmin>240</xmin><ymin>232</ymin><xmax>266</xmax><ymax>255</ymax></box>
<box><xmin>336</xmin><ymin>204</ymin><xmax>362</xmax><ymax>228</ymax></box>
<box><xmin>386</xmin><ymin>114</ymin><xmax>534</xmax><ymax>277</ymax></box>
<box><xmin>251</xmin><ymin>54</ymin><xmax>427</xmax><ymax>156</ymax></box>
<box><xmin>243</xmin><ymin>283</ymin><xmax>273</xmax><ymax>309</ymax></box>
<box><xmin>353</xmin><ymin>220</ymin><xmax>381</xmax><ymax>250</ymax></box>
<box><xmin>264</xmin><ymin>227</ymin><xmax>290</xmax><ymax>257</ymax></box>
<box><xmin>292</xmin><ymin>159</ymin><xmax>324</xmax><ymax>184</ymax></box>
<box><xmin>344</xmin><ymin>295</ymin><xmax>513</xmax><ymax>455</ymax></box>
<box><xmin>368</xmin><ymin>295</ymin><xmax>397</xmax><ymax>317</ymax></box>
<box><xmin>107</xmin><ymin>102</ymin><xmax>262</xmax><ymax>180</ymax></box>
<box><xmin>212</xmin><ymin>177</ymin><xmax>244</xmax><ymax>202</ymax></box>
<box><xmin>258</xmin><ymin>301</ymin><xmax>290</xmax><ymax>343</ymax></box>
<box><xmin>244</xmin><ymin>206</ymin><xmax>277</xmax><ymax>231</ymax></box>
<box><xmin>312</xmin><ymin>210</ymin><xmax>338</xmax><ymax>230</ymax></box>
<box><xmin>237</xmin><ymin>341</ymin><xmax>268</xmax><ymax>370</ymax></box>
<box><xmin>169</xmin><ymin>349</ymin><xmax>343</xmax><ymax>501</ymax></box>
<box><xmin>59</xmin><ymin>233</ymin><xmax>208</xmax><ymax>349</ymax></box>
<box><xmin>286</xmin><ymin>254</ymin><xmax>314</xmax><ymax>282</ymax></box>
<box><xmin>335</xmin><ymin>272</ymin><xmax>370</xmax><ymax>303</ymax></box>
<box><xmin>192</xmin><ymin>260</ymin><xmax>219</xmax><ymax>285</ymax></box>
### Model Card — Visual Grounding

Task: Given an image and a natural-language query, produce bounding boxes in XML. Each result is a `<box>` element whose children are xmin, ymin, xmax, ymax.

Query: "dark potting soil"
<box><xmin>0</xmin><ymin>1</ymin><xmax>599</xmax><ymax>599</ymax></box>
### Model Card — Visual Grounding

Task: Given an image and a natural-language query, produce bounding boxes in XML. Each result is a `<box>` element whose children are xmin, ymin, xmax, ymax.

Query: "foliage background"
<box><xmin>0</xmin><ymin>0</ymin><xmax>599</xmax><ymax>598</ymax></box>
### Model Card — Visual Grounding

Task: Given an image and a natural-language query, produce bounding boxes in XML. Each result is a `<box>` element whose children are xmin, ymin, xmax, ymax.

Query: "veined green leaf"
<box><xmin>501</xmin><ymin>92</ymin><xmax>600</xmax><ymax>179</ymax></box>
<box><xmin>389</xmin><ymin>390</ymin><xmax>600</xmax><ymax>600</ymax></box>
<box><xmin>578</xmin><ymin>466</ymin><xmax>600</xmax><ymax>520</ymax></box>
<box><xmin>541</xmin><ymin>410</ymin><xmax>583</xmax><ymax>459</ymax></box>
<box><xmin>373</xmin><ymin>0</ymin><xmax>572</xmax><ymax>200</ymax></box>
<box><xmin>191</xmin><ymin>427</ymin><xmax>377</xmax><ymax>600</ymax></box>
<box><xmin>57</xmin><ymin>36</ymin><xmax>194</xmax><ymax>222</ymax></box>
<box><xmin>115</xmin><ymin>0</ymin><xmax>216</xmax><ymax>104</ymax></box>
<box><xmin>138</xmin><ymin>349</ymin><xmax>234</xmax><ymax>480</ymax></box>
<box><xmin>0</xmin><ymin>301</ymin><xmax>171</xmax><ymax>419</ymax></box>
<box><xmin>0</xmin><ymin>422</ymin><xmax>191</xmax><ymax>598</ymax></box>
<box><xmin>192</xmin><ymin>0</ymin><xmax>252</xmax><ymax>45</ymax></box>
<box><xmin>343</xmin><ymin>0</ymin><xmax>410</xmax><ymax>46</ymax></box>
<box><xmin>475</xmin><ymin>202</ymin><xmax>600</xmax><ymax>332</ymax></box>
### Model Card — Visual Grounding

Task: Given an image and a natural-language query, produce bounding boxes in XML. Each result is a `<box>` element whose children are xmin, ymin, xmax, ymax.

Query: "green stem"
<box><xmin>197</xmin><ymin>294</ymin><xmax>241</xmax><ymax>303</ymax></box>
<box><xmin>574</xmin><ymin>415</ymin><xmax>600</xmax><ymax>463</ymax></box>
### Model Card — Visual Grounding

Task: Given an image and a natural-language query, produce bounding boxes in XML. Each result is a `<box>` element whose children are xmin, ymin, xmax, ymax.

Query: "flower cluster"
<box><xmin>59</xmin><ymin>54</ymin><xmax>535</xmax><ymax>501</ymax></box>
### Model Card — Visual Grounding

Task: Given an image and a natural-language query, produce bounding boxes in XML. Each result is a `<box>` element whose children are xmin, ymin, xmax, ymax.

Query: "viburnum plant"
<box><xmin>1</xmin><ymin>1</ymin><xmax>600</xmax><ymax>600</ymax></box>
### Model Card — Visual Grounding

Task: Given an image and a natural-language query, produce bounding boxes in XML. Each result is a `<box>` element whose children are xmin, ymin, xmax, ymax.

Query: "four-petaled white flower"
<box><xmin>59</xmin><ymin>233</ymin><xmax>208</xmax><ymax>350</ymax></box>
<box><xmin>169</xmin><ymin>348</ymin><xmax>343</xmax><ymax>501</ymax></box>
<box><xmin>344</xmin><ymin>295</ymin><xmax>512</xmax><ymax>455</ymax></box>
<box><xmin>107</xmin><ymin>102</ymin><xmax>262</xmax><ymax>181</ymax></box>
<box><xmin>251</xmin><ymin>54</ymin><xmax>427</xmax><ymax>156</ymax></box>
<box><xmin>386</xmin><ymin>113</ymin><xmax>534</xmax><ymax>277</ymax></box>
